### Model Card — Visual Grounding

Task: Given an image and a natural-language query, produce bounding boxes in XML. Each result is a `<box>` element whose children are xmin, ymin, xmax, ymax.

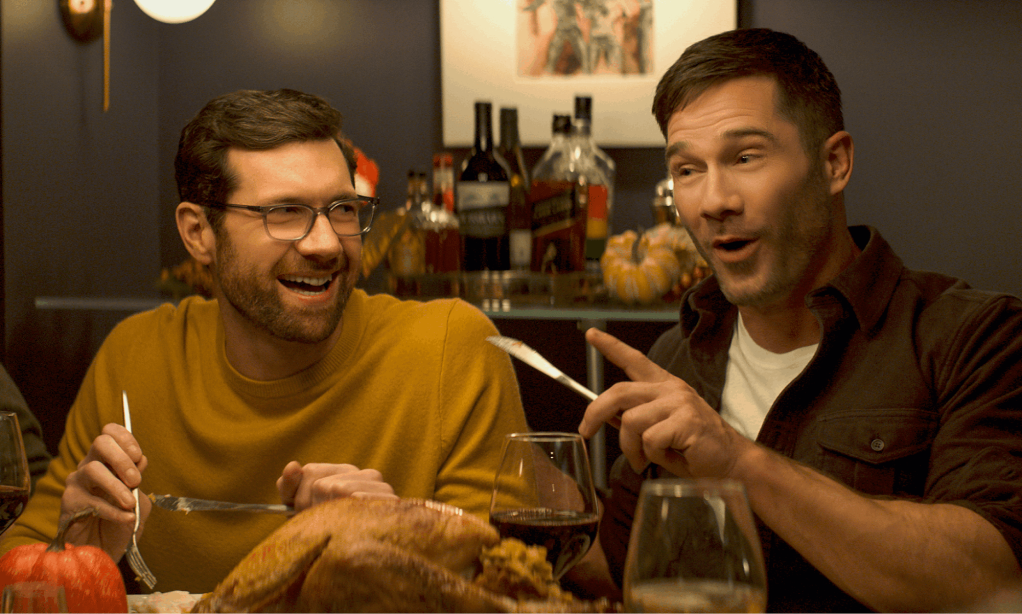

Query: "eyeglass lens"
<box><xmin>263</xmin><ymin>200</ymin><xmax>373</xmax><ymax>240</ymax></box>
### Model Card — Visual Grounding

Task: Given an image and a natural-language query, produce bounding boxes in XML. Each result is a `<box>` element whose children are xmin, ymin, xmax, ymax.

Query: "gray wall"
<box><xmin>2</xmin><ymin>0</ymin><xmax>162</xmax><ymax>448</ymax></box>
<box><xmin>2</xmin><ymin>0</ymin><xmax>1020</xmax><ymax>452</ymax></box>
<box><xmin>753</xmin><ymin>0</ymin><xmax>1022</xmax><ymax>293</ymax></box>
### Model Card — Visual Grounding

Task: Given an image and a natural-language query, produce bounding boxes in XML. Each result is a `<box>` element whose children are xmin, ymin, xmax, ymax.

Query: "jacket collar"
<box><xmin>814</xmin><ymin>225</ymin><xmax>903</xmax><ymax>335</ymax></box>
<box><xmin>682</xmin><ymin>226</ymin><xmax>904</xmax><ymax>336</ymax></box>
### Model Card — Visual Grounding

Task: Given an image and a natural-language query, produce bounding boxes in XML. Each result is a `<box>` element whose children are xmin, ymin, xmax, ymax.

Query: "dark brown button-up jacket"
<box><xmin>601</xmin><ymin>226</ymin><xmax>1022</xmax><ymax>612</ymax></box>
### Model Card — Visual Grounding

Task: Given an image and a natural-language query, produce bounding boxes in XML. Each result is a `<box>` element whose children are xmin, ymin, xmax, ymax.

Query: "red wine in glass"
<box><xmin>489</xmin><ymin>432</ymin><xmax>600</xmax><ymax>580</ymax></box>
<box><xmin>490</xmin><ymin>508</ymin><xmax>599</xmax><ymax>579</ymax></box>
<box><xmin>0</xmin><ymin>486</ymin><xmax>29</xmax><ymax>534</ymax></box>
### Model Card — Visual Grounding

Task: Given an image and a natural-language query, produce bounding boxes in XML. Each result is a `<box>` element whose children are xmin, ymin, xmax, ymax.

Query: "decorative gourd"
<box><xmin>644</xmin><ymin>222</ymin><xmax>696</xmax><ymax>264</ymax></box>
<box><xmin>601</xmin><ymin>225</ymin><xmax>683</xmax><ymax>304</ymax></box>
<box><xmin>0</xmin><ymin>508</ymin><xmax>128</xmax><ymax>613</ymax></box>
<box><xmin>641</xmin><ymin>223</ymin><xmax>712</xmax><ymax>298</ymax></box>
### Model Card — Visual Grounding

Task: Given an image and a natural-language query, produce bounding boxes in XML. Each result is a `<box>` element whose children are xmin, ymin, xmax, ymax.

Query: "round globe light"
<box><xmin>133</xmin><ymin>0</ymin><xmax>215</xmax><ymax>23</ymax></box>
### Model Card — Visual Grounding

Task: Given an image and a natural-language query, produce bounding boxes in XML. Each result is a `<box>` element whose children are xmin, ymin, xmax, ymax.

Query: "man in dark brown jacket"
<box><xmin>580</xmin><ymin>28</ymin><xmax>1022</xmax><ymax>612</ymax></box>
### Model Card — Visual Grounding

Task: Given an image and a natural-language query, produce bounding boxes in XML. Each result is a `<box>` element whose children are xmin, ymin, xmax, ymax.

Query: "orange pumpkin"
<box><xmin>0</xmin><ymin>509</ymin><xmax>128</xmax><ymax>613</ymax></box>
<box><xmin>601</xmin><ymin>226</ymin><xmax>683</xmax><ymax>304</ymax></box>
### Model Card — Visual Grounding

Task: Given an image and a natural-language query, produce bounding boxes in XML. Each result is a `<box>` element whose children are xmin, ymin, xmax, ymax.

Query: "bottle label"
<box><xmin>457</xmin><ymin>182</ymin><xmax>509</xmax><ymax>238</ymax></box>
<box><xmin>530</xmin><ymin>180</ymin><xmax>587</xmax><ymax>272</ymax></box>
<box><xmin>509</xmin><ymin>229</ymin><xmax>532</xmax><ymax>269</ymax></box>
<box><xmin>388</xmin><ymin>228</ymin><xmax>425</xmax><ymax>276</ymax></box>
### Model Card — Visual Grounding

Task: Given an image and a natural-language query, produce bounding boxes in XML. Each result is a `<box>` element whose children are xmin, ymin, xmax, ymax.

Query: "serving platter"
<box><xmin>126</xmin><ymin>592</ymin><xmax>202</xmax><ymax>613</ymax></box>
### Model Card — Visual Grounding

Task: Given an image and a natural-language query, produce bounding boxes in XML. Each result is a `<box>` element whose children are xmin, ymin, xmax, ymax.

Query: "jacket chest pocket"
<box><xmin>815</xmin><ymin>409</ymin><xmax>939</xmax><ymax>496</ymax></box>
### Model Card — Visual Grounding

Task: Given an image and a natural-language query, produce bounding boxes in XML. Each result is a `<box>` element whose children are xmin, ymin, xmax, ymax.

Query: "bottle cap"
<box><xmin>553</xmin><ymin>114</ymin><xmax>572</xmax><ymax>135</ymax></box>
<box><xmin>574</xmin><ymin>95</ymin><xmax>593</xmax><ymax>121</ymax></box>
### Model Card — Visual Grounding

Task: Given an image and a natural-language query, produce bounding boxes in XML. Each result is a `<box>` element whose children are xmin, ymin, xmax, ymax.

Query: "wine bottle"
<box><xmin>498</xmin><ymin>107</ymin><xmax>532</xmax><ymax>271</ymax></box>
<box><xmin>457</xmin><ymin>101</ymin><xmax>511</xmax><ymax>271</ymax></box>
<box><xmin>529</xmin><ymin>114</ymin><xmax>588</xmax><ymax>273</ymax></box>
<box><xmin>573</xmin><ymin>95</ymin><xmax>615</xmax><ymax>263</ymax></box>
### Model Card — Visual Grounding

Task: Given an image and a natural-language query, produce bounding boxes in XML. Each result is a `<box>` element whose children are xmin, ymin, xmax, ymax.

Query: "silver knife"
<box><xmin>486</xmin><ymin>335</ymin><xmax>598</xmax><ymax>401</ymax></box>
<box><xmin>149</xmin><ymin>493</ymin><xmax>294</xmax><ymax>515</ymax></box>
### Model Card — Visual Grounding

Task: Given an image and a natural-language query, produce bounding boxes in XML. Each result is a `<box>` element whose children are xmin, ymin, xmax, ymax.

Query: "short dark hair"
<box><xmin>174</xmin><ymin>88</ymin><xmax>356</xmax><ymax>230</ymax></box>
<box><xmin>652</xmin><ymin>28</ymin><xmax>843</xmax><ymax>154</ymax></box>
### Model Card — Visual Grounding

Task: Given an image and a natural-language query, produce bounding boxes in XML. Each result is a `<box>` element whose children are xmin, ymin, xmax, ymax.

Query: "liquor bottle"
<box><xmin>529</xmin><ymin>114</ymin><xmax>588</xmax><ymax>273</ymax></box>
<box><xmin>457</xmin><ymin>101</ymin><xmax>511</xmax><ymax>271</ymax></box>
<box><xmin>420</xmin><ymin>172</ymin><xmax>461</xmax><ymax>276</ymax></box>
<box><xmin>498</xmin><ymin>107</ymin><xmax>532</xmax><ymax>271</ymax></box>
<box><xmin>651</xmin><ymin>174</ymin><xmax>677</xmax><ymax>225</ymax></box>
<box><xmin>572</xmin><ymin>95</ymin><xmax>616</xmax><ymax>264</ymax></box>
<box><xmin>432</xmin><ymin>153</ymin><xmax>455</xmax><ymax>213</ymax></box>
<box><xmin>387</xmin><ymin>171</ymin><xmax>426</xmax><ymax>295</ymax></box>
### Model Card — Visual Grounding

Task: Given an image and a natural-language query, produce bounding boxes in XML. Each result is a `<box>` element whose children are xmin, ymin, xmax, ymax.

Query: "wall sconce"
<box><xmin>132</xmin><ymin>0</ymin><xmax>216</xmax><ymax>24</ymax></box>
<box><xmin>59</xmin><ymin>0</ymin><xmax>103</xmax><ymax>42</ymax></box>
<box><xmin>59</xmin><ymin>0</ymin><xmax>216</xmax><ymax>112</ymax></box>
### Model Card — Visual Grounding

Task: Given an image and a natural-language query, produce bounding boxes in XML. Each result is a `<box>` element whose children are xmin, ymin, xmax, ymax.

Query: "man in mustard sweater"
<box><xmin>0</xmin><ymin>89</ymin><xmax>529</xmax><ymax>593</ymax></box>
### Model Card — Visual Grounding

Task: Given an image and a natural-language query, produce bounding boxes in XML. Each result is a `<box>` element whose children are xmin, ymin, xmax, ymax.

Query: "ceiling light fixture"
<box><xmin>132</xmin><ymin>0</ymin><xmax>216</xmax><ymax>24</ymax></box>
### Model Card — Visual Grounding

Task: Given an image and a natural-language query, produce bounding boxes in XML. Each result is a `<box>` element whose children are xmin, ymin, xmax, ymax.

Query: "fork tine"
<box><xmin>127</xmin><ymin>541</ymin><xmax>157</xmax><ymax>590</ymax></box>
<box><xmin>127</xmin><ymin>493</ymin><xmax>156</xmax><ymax>589</ymax></box>
<box><xmin>121</xmin><ymin>390</ymin><xmax>156</xmax><ymax>590</ymax></box>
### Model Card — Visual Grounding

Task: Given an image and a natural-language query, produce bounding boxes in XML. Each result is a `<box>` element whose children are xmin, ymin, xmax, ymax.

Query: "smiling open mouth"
<box><xmin>279</xmin><ymin>274</ymin><xmax>334</xmax><ymax>296</ymax></box>
<box><xmin>717</xmin><ymin>239</ymin><xmax>753</xmax><ymax>252</ymax></box>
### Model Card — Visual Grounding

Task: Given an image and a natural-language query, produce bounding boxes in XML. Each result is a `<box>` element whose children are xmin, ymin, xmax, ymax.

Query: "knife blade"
<box><xmin>149</xmin><ymin>493</ymin><xmax>294</xmax><ymax>515</ymax></box>
<box><xmin>486</xmin><ymin>335</ymin><xmax>598</xmax><ymax>401</ymax></box>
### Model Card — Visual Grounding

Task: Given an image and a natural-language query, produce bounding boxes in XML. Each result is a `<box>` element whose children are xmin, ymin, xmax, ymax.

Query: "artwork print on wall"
<box><xmin>442</xmin><ymin>0</ymin><xmax>736</xmax><ymax>147</ymax></box>
<box><xmin>517</xmin><ymin>0</ymin><xmax>654</xmax><ymax>78</ymax></box>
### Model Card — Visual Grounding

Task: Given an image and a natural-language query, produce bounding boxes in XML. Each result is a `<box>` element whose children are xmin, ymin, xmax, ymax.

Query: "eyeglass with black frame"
<box><xmin>203</xmin><ymin>196</ymin><xmax>378</xmax><ymax>241</ymax></box>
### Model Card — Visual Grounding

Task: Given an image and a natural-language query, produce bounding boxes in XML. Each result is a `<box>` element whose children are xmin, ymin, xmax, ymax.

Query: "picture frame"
<box><xmin>440</xmin><ymin>0</ymin><xmax>737</xmax><ymax>148</ymax></box>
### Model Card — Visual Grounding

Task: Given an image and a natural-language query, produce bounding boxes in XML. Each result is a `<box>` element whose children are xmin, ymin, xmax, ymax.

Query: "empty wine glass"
<box><xmin>623</xmin><ymin>478</ymin><xmax>767</xmax><ymax>613</ymax></box>
<box><xmin>489</xmin><ymin>432</ymin><xmax>600</xmax><ymax>579</ymax></box>
<box><xmin>0</xmin><ymin>412</ymin><xmax>30</xmax><ymax>536</ymax></box>
<box><xmin>1</xmin><ymin>582</ymin><xmax>68</xmax><ymax>613</ymax></box>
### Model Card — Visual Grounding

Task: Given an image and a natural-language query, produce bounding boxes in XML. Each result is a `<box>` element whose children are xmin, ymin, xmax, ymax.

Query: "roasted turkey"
<box><xmin>190</xmin><ymin>497</ymin><xmax>612</xmax><ymax>613</ymax></box>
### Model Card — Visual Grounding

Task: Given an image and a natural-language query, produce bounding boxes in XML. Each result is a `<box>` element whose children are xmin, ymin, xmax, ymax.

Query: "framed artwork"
<box><xmin>441</xmin><ymin>0</ymin><xmax>737</xmax><ymax>148</ymax></box>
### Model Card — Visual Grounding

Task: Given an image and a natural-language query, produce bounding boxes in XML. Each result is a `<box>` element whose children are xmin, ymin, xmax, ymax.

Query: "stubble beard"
<box><xmin>214</xmin><ymin>235</ymin><xmax>354</xmax><ymax>344</ymax></box>
<box><xmin>696</xmin><ymin>165</ymin><xmax>834</xmax><ymax>308</ymax></box>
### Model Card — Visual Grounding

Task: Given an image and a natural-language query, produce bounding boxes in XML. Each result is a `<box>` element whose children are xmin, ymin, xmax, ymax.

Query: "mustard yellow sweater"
<box><xmin>1</xmin><ymin>290</ymin><xmax>528</xmax><ymax>593</ymax></box>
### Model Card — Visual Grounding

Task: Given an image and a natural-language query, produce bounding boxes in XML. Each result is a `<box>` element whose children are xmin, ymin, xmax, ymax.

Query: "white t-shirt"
<box><xmin>719</xmin><ymin>314</ymin><xmax>817</xmax><ymax>440</ymax></box>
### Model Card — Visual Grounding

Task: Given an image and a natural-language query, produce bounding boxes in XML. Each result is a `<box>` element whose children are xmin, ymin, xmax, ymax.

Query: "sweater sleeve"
<box><xmin>431</xmin><ymin>300</ymin><xmax>529</xmax><ymax>519</ymax></box>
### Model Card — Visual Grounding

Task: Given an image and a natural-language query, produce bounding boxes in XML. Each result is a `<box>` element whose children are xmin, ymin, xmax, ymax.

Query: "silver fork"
<box><xmin>122</xmin><ymin>391</ymin><xmax>157</xmax><ymax>590</ymax></box>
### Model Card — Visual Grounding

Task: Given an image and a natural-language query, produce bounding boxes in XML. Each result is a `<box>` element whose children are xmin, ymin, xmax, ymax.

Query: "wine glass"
<box><xmin>489</xmin><ymin>432</ymin><xmax>600</xmax><ymax>579</ymax></box>
<box><xmin>1</xmin><ymin>582</ymin><xmax>68</xmax><ymax>613</ymax></box>
<box><xmin>1</xmin><ymin>580</ymin><xmax>68</xmax><ymax>608</ymax></box>
<box><xmin>0</xmin><ymin>412</ymin><xmax>31</xmax><ymax>536</ymax></box>
<box><xmin>623</xmin><ymin>478</ymin><xmax>767</xmax><ymax>613</ymax></box>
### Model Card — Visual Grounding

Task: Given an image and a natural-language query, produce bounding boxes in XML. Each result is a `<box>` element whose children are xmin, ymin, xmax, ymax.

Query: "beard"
<box><xmin>693</xmin><ymin>162</ymin><xmax>836</xmax><ymax>308</ymax></box>
<box><xmin>213</xmin><ymin>234</ymin><xmax>355</xmax><ymax>344</ymax></box>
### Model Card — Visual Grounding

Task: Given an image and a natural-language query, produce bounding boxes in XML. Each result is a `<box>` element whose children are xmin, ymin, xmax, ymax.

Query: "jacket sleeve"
<box><xmin>921</xmin><ymin>291</ymin><xmax>1022</xmax><ymax>567</ymax></box>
